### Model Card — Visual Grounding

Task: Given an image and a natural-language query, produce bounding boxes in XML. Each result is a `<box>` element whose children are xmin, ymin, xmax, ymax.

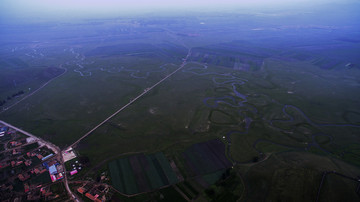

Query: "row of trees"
<box><xmin>0</xmin><ymin>90</ymin><xmax>25</xmax><ymax>107</ymax></box>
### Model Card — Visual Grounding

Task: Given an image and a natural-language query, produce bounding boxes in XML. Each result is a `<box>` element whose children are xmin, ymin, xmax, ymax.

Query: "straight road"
<box><xmin>0</xmin><ymin>120</ymin><xmax>60</xmax><ymax>154</ymax></box>
<box><xmin>67</xmin><ymin>48</ymin><xmax>192</xmax><ymax>150</ymax></box>
<box><xmin>1</xmin><ymin>46</ymin><xmax>192</xmax><ymax>202</ymax></box>
<box><xmin>0</xmin><ymin>141</ymin><xmax>39</xmax><ymax>155</ymax></box>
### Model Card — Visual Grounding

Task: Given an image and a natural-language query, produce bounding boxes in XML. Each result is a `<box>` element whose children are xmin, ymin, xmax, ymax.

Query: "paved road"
<box><xmin>0</xmin><ymin>141</ymin><xmax>38</xmax><ymax>155</ymax></box>
<box><xmin>0</xmin><ymin>120</ymin><xmax>78</xmax><ymax>201</ymax></box>
<box><xmin>60</xmin><ymin>151</ymin><xmax>81</xmax><ymax>202</ymax></box>
<box><xmin>0</xmin><ymin>120</ymin><xmax>60</xmax><ymax>154</ymax></box>
<box><xmin>66</xmin><ymin>48</ymin><xmax>192</xmax><ymax>150</ymax></box>
<box><xmin>0</xmin><ymin>47</ymin><xmax>192</xmax><ymax>202</ymax></box>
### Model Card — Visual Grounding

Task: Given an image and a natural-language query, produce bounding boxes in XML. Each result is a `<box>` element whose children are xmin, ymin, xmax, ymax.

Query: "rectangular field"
<box><xmin>108</xmin><ymin>152</ymin><xmax>179</xmax><ymax>194</ymax></box>
<box><xmin>183</xmin><ymin>139</ymin><xmax>232</xmax><ymax>176</ymax></box>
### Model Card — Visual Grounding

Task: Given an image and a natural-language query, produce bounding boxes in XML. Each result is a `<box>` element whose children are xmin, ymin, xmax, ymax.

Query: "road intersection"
<box><xmin>0</xmin><ymin>48</ymin><xmax>191</xmax><ymax>201</ymax></box>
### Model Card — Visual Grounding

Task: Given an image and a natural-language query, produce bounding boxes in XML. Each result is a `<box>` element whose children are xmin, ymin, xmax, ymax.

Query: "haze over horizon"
<box><xmin>0</xmin><ymin>0</ymin><xmax>360</xmax><ymax>201</ymax></box>
<box><xmin>1</xmin><ymin>0</ymin><xmax>358</xmax><ymax>22</ymax></box>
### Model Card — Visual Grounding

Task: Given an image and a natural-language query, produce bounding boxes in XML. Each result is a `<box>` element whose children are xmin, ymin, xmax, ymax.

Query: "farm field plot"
<box><xmin>183</xmin><ymin>139</ymin><xmax>232</xmax><ymax>176</ymax></box>
<box><xmin>108</xmin><ymin>152</ymin><xmax>178</xmax><ymax>195</ymax></box>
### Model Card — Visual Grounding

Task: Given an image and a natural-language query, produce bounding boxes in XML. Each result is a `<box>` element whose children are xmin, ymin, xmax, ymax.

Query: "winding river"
<box><xmin>182</xmin><ymin>62</ymin><xmax>360</xmax><ymax>164</ymax></box>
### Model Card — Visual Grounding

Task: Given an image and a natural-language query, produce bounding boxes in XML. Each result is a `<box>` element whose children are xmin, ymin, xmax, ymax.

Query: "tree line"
<box><xmin>0</xmin><ymin>90</ymin><xmax>25</xmax><ymax>107</ymax></box>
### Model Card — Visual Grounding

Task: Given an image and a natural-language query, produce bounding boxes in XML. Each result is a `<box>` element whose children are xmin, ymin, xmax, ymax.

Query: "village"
<box><xmin>0</xmin><ymin>122</ymin><xmax>112</xmax><ymax>201</ymax></box>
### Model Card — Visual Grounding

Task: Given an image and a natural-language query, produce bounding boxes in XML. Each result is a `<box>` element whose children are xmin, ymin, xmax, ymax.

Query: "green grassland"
<box><xmin>77</xmin><ymin>63</ymin><xmax>218</xmax><ymax>164</ymax></box>
<box><xmin>0</xmin><ymin>52</ymin><xmax>66</xmax><ymax>110</ymax></box>
<box><xmin>0</xmin><ymin>47</ymin><xmax>182</xmax><ymax>147</ymax></box>
<box><xmin>76</xmin><ymin>54</ymin><xmax>359</xmax><ymax>201</ymax></box>
<box><xmin>1</xmin><ymin>18</ymin><xmax>360</xmax><ymax>201</ymax></box>
<box><xmin>2</xmin><ymin>47</ymin><xmax>359</xmax><ymax>201</ymax></box>
<box><xmin>242</xmin><ymin>152</ymin><xmax>360</xmax><ymax>202</ymax></box>
<box><xmin>0</xmin><ymin>68</ymin><xmax>143</xmax><ymax>146</ymax></box>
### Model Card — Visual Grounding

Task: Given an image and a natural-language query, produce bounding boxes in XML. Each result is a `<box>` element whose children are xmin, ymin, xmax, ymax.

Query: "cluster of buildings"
<box><xmin>8</xmin><ymin>149</ymin><xmax>60</xmax><ymax>191</ymax></box>
<box><xmin>25</xmin><ymin>186</ymin><xmax>54</xmax><ymax>201</ymax></box>
<box><xmin>1</xmin><ymin>146</ymin><xmax>55</xmax><ymax>170</ymax></box>
<box><xmin>43</xmin><ymin>160</ymin><xmax>64</xmax><ymax>182</ymax></box>
<box><xmin>0</xmin><ymin>147</ymin><xmax>37</xmax><ymax>170</ymax></box>
<box><xmin>0</xmin><ymin>123</ymin><xmax>67</xmax><ymax>201</ymax></box>
<box><xmin>62</xmin><ymin>147</ymin><xmax>79</xmax><ymax>177</ymax></box>
<box><xmin>77</xmin><ymin>182</ymin><xmax>109</xmax><ymax>202</ymax></box>
<box><xmin>29</xmin><ymin>165</ymin><xmax>48</xmax><ymax>176</ymax></box>
<box><xmin>0</xmin><ymin>126</ymin><xmax>8</xmax><ymax>137</ymax></box>
<box><xmin>69</xmin><ymin>160</ymin><xmax>82</xmax><ymax>176</ymax></box>
<box><xmin>9</xmin><ymin>139</ymin><xmax>25</xmax><ymax>147</ymax></box>
<box><xmin>7</xmin><ymin>139</ymin><xmax>28</xmax><ymax>156</ymax></box>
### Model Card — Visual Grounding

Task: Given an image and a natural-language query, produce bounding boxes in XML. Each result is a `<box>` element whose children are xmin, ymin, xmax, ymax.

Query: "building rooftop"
<box><xmin>70</xmin><ymin>170</ymin><xmax>78</xmax><ymax>175</ymax></box>
<box><xmin>85</xmin><ymin>193</ymin><xmax>96</xmax><ymax>201</ymax></box>
<box><xmin>49</xmin><ymin>165</ymin><xmax>57</xmax><ymax>175</ymax></box>
<box><xmin>77</xmin><ymin>187</ymin><xmax>85</xmax><ymax>194</ymax></box>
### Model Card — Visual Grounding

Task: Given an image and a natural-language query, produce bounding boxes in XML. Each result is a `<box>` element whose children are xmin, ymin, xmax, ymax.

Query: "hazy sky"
<box><xmin>0</xmin><ymin>0</ymin><xmax>356</xmax><ymax>21</ymax></box>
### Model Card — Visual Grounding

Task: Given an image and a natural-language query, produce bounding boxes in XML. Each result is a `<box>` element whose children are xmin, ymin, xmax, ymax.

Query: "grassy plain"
<box><xmin>0</xmin><ymin>12</ymin><xmax>360</xmax><ymax>201</ymax></box>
